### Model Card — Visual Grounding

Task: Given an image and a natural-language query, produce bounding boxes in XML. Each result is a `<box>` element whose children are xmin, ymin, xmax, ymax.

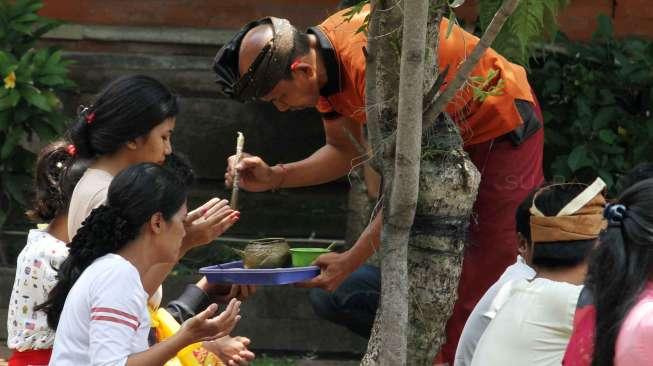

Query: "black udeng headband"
<box><xmin>213</xmin><ymin>17</ymin><xmax>296</xmax><ymax>102</ymax></box>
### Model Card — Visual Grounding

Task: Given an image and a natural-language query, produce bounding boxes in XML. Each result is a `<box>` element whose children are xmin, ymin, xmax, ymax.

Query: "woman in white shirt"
<box><xmin>37</xmin><ymin>163</ymin><xmax>241</xmax><ymax>365</ymax></box>
<box><xmin>471</xmin><ymin>179</ymin><xmax>607</xmax><ymax>366</ymax></box>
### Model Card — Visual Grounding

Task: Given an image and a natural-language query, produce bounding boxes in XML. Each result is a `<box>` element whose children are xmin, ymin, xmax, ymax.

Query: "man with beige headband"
<box><xmin>469</xmin><ymin>178</ymin><xmax>607</xmax><ymax>366</ymax></box>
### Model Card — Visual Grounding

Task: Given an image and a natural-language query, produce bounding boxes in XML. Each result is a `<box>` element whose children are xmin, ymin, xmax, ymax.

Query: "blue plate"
<box><xmin>199</xmin><ymin>260</ymin><xmax>320</xmax><ymax>285</ymax></box>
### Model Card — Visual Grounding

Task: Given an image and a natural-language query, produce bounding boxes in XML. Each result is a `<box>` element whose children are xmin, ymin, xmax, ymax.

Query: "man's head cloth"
<box><xmin>213</xmin><ymin>17</ymin><xmax>296</xmax><ymax>102</ymax></box>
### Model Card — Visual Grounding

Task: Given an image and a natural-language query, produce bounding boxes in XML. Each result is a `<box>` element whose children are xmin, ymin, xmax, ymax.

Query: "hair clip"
<box><xmin>604</xmin><ymin>203</ymin><xmax>626</xmax><ymax>222</ymax></box>
<box><xmin>290</xmin><ymin>59</ymin><xmax>302</xmax><ymax>71</ymax></box>
<box><xmin>85</xmin><ymin>111</ymin><xmax>96</xmax><ymax>124</ymax></box>
<box><xmin>66</xmin><ymin>144</ymin><xmax>77</xmax><ymax>156</ymax></box>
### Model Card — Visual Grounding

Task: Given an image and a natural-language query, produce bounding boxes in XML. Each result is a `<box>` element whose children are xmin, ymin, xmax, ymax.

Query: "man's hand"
<box><xmin>296</xmin><ymin>251</ymin><xmax>360</xmax><ymax>292</ymax></box>
<box><xmin>225</xmin><ymin>153</ymin><xmax>281</xmax><ymax>192</ymax></box>
<box><xmin>202</xmin><ymin>335</ymin><xmax>256</xmax><ymax>366</ymax></box>
<box><xmin>182</xmin><ymin>198</ymin><xmax>239</xmax><ymax>251</ymax></box>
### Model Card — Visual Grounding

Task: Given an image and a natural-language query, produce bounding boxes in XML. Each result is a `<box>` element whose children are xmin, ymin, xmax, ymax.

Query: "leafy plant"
<box><xmin>530</xmin><ymin>15</ymin><xmax>653</xmax><ymax>193</ymax></box>
<box><xmin>479</xmin><ymin>0</ymin><xmax>569</xmax><ymax>65</ymax></box>
<box><xmin>0</xmin><ymin>0</ymin><xmax>75</xmax><ymax>230</ymax></box>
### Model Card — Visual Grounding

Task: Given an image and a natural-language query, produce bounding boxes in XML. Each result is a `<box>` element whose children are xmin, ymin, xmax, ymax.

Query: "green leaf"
<box><xmin>13</xmin><ymin>108</ymin><xmax>31</xmax><ymax>124</ymax></box>
<box><xmin>38</xmin><ymin>75</ymin><xmax>64</xmax><ymax>86</ymax></box>
<box><xmin>598</xmin><ymin>129</ymin><xmax>618</xmax><ymax>144</ymax></box>
<box><xmin>32</xmin><ymin>20</ymin><xmax>62</xmax><ymax>39</ymax></box>
<box><xmin>19</xmin><ymin>85</ymin><xmax>51</xmax><ymax>111</ymax></box>
<box><xmin>30</xmin><ymin>118</ymin><xmax>57</xmax><ymax>141</ymax></box>
<box><xmin>3</xmin><ymin>173</ymin><xmax>30</xmax><ymax>205</ymax></box>
<box><xmin>594</xmin><ymin>144</ymin><xmax>625</xmax><ymax>155</ymax></box>
<box><xmin>592</xmin><ymin>107</ymin><xmax>617</xmax><ymax>130</ymax></box>
<box><xmin>567</xmin><ymin>145</ymin><xmax>594</xmax><ymax>172</ymax></box>
<box><xmin>41</xmin><ymin>89</ymin><xmax>61</xmax><ymax>110</ymax></box>
<box><xmin>0</xmin><ymin>96</ymin><xmax>13</xmax><ymax>111</ymax></box>
<box><xmin>0</xmin><ymin>111</ymin><xmax>10</xmax><ymax>131</ymax></box>
<box><xmin>12</xmin><ymin>13</ymin><xmax>39</xmax><ymax>23</ymax></box>
<box><xmin>32</xmin><ymin>48</ymin><xmax>49</xmax><ymax>66</ymax></box>
<box><xmin>1</xmin><ymin>127</ymin><xmax>23</xmax><ymax>159</ymax></box>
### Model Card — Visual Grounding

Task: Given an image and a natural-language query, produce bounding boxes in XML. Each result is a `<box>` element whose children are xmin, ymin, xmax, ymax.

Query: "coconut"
<box><xmin>234</xmin><ymin>238</ymin><xmax>290</xmax><ymax>269</ymax></box>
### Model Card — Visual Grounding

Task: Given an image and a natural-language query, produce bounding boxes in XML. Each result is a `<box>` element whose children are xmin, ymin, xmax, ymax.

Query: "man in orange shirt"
<box><xmin>214</xmin><ymin>5</ymin><xmax>544</xmax><ymax>363</ymax></box>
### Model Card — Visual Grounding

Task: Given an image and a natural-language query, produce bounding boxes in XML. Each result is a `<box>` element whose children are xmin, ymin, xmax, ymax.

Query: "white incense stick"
<box><xmin>231</xmin><ymin>132</ymin><xmax>245</xmax><ymax>209</ymax></box>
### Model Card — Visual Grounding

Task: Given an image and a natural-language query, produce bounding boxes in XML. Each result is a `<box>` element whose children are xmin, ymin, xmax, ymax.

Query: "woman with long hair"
<box><xmin>39</xmin><ymin>163</ymin><xmax>241</xmax><ymax>365</ymax></box>
<box><xmin>585</xmin><ymin>178</ymin><xmax>653</xmax><ymax>365</ymax></box>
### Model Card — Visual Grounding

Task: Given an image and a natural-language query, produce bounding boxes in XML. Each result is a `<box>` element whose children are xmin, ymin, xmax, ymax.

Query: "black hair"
<box><xmin>587</xmin><ymin>178</ymin><xmax>653</xmax><ymax>366</ymax></box>
<box><xmin>282</xmin><ymin>29</ymin><xmax>311</xmax><ymax>79</ymax></box>
<box><xmin>68</xmin><ymin>75</ymin><xmax>178</xmax><ymax>159</ymax></box>
<box><xmin>617</xmin><ymin>162</ymin><xmax>653</xmax><ymax>193</ymax></box>
<box><xmin>36</xmin><ymin>163</ymin><xmax>187</xmax><ymax>329</ymax></box>
<box><xmin>162</xmin><ymin>152</ymin><xmax>195</xmax><ymax>186</ymax></box>
<box><xmin>26</xmin><ymin>141</ymin><xmax>89</xmax><ymax>222</ymax></box>
<box><xmin>531</xmin><ymin>183</ymin><xmax>595</xmax><ymax>268</ymax></box>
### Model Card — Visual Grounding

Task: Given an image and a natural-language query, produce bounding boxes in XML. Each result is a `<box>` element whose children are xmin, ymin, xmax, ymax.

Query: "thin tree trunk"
<box><xmin>361</xmin><ymin>0</ymin><xmax>403</xmax><ymax>363</ymax></box>
<box><xmin>363</xmin><ymin>0</ymin><xmax>429</xmax><ymax>364</ymax></box>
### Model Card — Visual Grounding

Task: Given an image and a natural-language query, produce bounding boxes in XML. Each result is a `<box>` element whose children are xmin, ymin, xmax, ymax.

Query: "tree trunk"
<box><xmin>361</xmin><ymin>0</ymin><xmax>403</xmax><ymax>363</ymax></box>
<box><xmin>363</xmin><ymin>0</ymin><xmax>430</xmax><ymax>363</ymax></box>
<box><xmin>408</xmin><ymin>114</ymin><xmax>480</xmax><ymax>363</ymax></box>
<box><xmin>363</xmin><ymin>0</ymin><xmax>520</xmax><ymax>364</ymax></box>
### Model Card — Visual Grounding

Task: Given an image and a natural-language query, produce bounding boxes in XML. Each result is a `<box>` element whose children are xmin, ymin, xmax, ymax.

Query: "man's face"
<box><xmin>261</xmin><ymin>68</ymin><xmax>321</xmax><ymax>112</ymax></box>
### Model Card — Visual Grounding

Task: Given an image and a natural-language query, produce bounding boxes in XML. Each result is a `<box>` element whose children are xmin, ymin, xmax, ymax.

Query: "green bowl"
<box><xmin>290</xmin><ymin>248</ymin><xmax>330</xmax><ymax>267</ymax></box>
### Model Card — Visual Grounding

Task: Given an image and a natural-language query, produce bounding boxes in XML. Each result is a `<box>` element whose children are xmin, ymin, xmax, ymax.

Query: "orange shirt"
<box><xmin>313</xmin><ymin>5</ymin><xmax>535</xmax><ymax>146</ymax></box>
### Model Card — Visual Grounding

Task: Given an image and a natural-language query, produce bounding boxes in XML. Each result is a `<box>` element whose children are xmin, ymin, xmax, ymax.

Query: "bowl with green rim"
<box><xmin>289</xmin><ymin>248</ymin><xmax>330</xmax><ymax>267</ymax></box>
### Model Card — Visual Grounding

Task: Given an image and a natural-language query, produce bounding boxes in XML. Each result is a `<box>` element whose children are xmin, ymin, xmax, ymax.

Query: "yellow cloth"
<box><xmin>149</xmin><ymin>307</ymin><xmax>223</xmax><ymax>366</ymax></box>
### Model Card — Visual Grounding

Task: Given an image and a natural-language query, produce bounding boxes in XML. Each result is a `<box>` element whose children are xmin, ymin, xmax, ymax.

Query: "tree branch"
<box><xmin>422</xmin><ymin>0</ymin><xmax>521</xmax><ymax>130</ymax></box>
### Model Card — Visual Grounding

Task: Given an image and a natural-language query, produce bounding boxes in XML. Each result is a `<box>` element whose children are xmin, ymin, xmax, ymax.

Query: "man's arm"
<box><xmin>226</xmin><ymin>116</ymin><xmax>364</xmax><ymax>191</ymax></box>
<box><xmin>280</xmin><ymin>115</ymin><xmax>364</xmax><ymax>187</ymax></box>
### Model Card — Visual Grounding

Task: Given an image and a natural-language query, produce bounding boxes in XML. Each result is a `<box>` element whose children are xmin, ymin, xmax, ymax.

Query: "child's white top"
<box><xmin>49</xmin><ymin>253</ymin><xmax>150</xmax><ymax>366</ymax></box>
<box><xmin>7</xmin><ymin>229</ymin><xmax>69</xmax><ymax>351</ymax></box>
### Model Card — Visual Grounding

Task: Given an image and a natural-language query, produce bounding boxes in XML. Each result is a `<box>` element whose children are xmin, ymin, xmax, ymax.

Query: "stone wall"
<box><xmin>39</xmin><ymin>0</ymin><xmax>653</xmax><ymax>42</ymax></box>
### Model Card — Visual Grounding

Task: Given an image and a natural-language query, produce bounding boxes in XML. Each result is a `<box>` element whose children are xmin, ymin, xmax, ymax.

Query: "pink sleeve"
<box><xmin>615</xmin><ymin>301</ymin><xmax>653</xmax><ymax>366</ymax></box>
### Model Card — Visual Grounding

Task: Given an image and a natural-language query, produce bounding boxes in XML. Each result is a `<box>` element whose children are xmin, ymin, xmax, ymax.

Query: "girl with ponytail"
<box><xmin>6</xmin><ymin>141</ymin><xmax>87</xmax><ymax>366</ymax></box>
<box><xmin>41</xmin><ymin>163</ymin><xmax>241</xmax><ymax>366</ymax></box>
<box><xmin>63</xmin><ymin>74</ymin><xmax>254</xmax><ymax>364</ymax></box>
<box><xmin>584</xmin><ymin>178</ymin><xmax>653</xmax><ymax>365</ymax></box>
<box><xmin>66</xmin><ymin>74</ymin><xmax>239</xmax><ymax>245</ymax></box>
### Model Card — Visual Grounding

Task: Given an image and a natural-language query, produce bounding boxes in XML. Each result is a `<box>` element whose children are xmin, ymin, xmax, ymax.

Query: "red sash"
<box><xmin>8</xmin><ymin>349</ymin><xmax>52</xmax><ymax>366</ymax></box>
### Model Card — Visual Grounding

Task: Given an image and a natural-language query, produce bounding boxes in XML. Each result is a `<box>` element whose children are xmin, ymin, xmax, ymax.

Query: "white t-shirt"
<box><xmin>7</xmin><ymin>229</ymin><xmax>69</xmax><ymax>351</ymax></box>
<box><xmin>471</xmin><ymin>278</ymin><xmax>582</xmax><ymax>366</ymax></box>
<box><xmin>454</xmin><ymin>256</ymin><xmax>536</xmax><ymax>366</ymax></box>
<box><xmin>67</xmin><ymin>168</ymin><xmax>113</xmax><ymax>242</ymax></box>
<box><xmin>49</xmin><ymin>254</ymin><xmax>151</xmax><ymax>366</ymax></box>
